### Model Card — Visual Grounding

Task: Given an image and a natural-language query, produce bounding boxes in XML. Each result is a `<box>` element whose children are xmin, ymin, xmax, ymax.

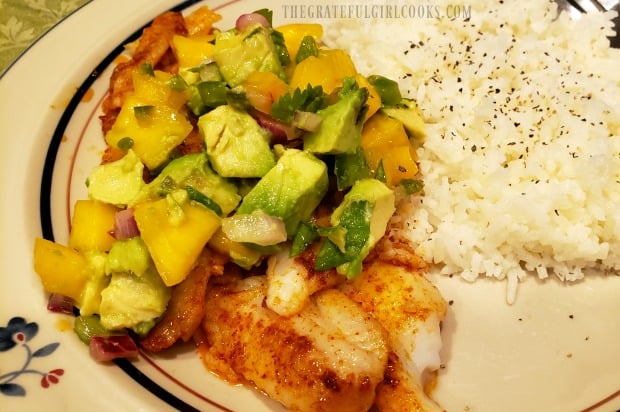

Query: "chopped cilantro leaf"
<box><xmin>314</xmin><ymin>200</ymin><xmax>371</xmax><ymax>278</ymax></box>
<box><xmin>252</xmin><ymin>8</ymin><xmax>273</xmax><ymax>25</ymax></box>
<box><xmin>270</xmin><ymin>84</ymin><xmax>325</xmax><ymax>123</ymax></box>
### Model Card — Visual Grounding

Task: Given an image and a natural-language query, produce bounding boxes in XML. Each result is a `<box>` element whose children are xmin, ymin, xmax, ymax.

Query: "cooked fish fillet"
<box><xmin>141</xmin><ymin>249</ymin><xmax>225</xmax><ymax>352</ymax></box>
<box><xmin>374</xmin><ymin>352</ymin><xmax>442</xmax><ymax>412</ymax></box>
<box><xmin>100</xmin><ymin>11</ymin><xmax>187</xmax><ymax>134</ymax></box>
<box><xmin>266</xmin><ymin>246</ymin><xmax>343</xmax><ymax>317</ymax></box>
<box><xmin>340</xmin><ymin>237</ymin><xmax>447</xmax><ymax>412</ymax></box>
<box><xmin>201</xmin><ymin>274</ymin><xmax>388</xmax><ymax>412</ymax></box>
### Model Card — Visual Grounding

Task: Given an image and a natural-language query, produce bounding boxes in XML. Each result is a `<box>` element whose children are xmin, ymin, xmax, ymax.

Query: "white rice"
<box><xmin>323</xmin><ymin>0</ymin><xmax>620</xmax><ymax>302</ymax></box>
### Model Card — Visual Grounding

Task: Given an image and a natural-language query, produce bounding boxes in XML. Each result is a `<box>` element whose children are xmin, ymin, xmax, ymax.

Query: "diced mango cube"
<box><xmin>134</xmin><ymin>199</ymin><xmax>221</xmax><ymax>286</ymax></box>
<box><xmin>361</xmin><ymin>113</ymin><xmax>418</xmax><ymax>187</ymax></box>
<box><xmin>275</xmin><ymin>23</ymin><xmax>323</xmax><ymax>59</ymax></box>
<box><xmin>208</xmin><ymin>228</ymin><xmax>262</xmax><ymax>270</ymax></box>
<box><xmin>68</xmin><ymin>200</ymin><xmax>118</xmax><ymax>252</ymax></box>
<box><xmin>381</xmin><ymin>146</ymin><xmax>419</xmax><ymax>186</ymax></box>
<box><xmin>105</xmin><ymin>96</ymin><xmax>193</xmax><ymax>170</ymax></box>
<box><xmin>132</xmin><ymin>70</ymin><xmax>187</xmax><ymax>111</ymax></box>
<box><xmin>355</xmin><ymin>74</ymin><xmax>381</xmax><ymax>121</ymax></box>
<box><xmin>362</xmin><ymin>112</ymin><xmax>410</xmax><ymax>150</ymax></box>
<box><xmin>33</xmin><ymin>238</ymin><xmax>89</xmax><ymax>302</ymax></box>
<box><xmin>289</xmin><ymin>49</ymin><xmax>357</xmax><ymax>94</ymax></box>
<box><xmin>242</xmin><ymin>71</ymin><xmax>289</xmax><ymax>114</ymax></box>
<box><xmin>172</xmin><ymin>35</ymin><xmax>216</xmax><ymax>69</ymax></box>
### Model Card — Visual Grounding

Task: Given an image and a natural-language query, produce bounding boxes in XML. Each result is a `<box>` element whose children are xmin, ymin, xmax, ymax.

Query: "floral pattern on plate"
<box><xmin>0</xmin><ymin>317</ymin><xmax>64</xmax><ymax>397</ymax></box>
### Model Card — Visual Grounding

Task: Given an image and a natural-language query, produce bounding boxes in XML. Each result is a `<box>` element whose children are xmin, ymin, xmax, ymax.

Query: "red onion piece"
<box><xmin>251</xmin><ymin>110</ymin><xmax>301</xmax><ymax>143</ymax></box>
<box><xmin>114</xmin><ymin>208</ymin><xmax>139</xmax><ymax>240</ymax></box>
<box><xmin>235</xmin><ymin>13</ymin><xmax>270</xmax><ymax>32</ymax></box>
<box><xmin>89</xmin><ymin>335</ymin><xmax>139</xmax><ymax>362</ymax></box>
<box><xmin>47</xmin><ymin>293</ymin><xmax>74</xmax><ymax>314</ymax></box>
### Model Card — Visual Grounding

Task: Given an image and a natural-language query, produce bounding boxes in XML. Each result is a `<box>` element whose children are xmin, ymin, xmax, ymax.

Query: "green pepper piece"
<box><xmin>167</xmin><ymin>74</ymin><xmax>188</xmax><ymax>91</ymax></box>
<box><xmin>196</xmin><ymin>81</ymin><xmax>228</xmax><ymax>108</ymax></box>
<box><xmin>367</xmin><ymin>75</ymin><xmax>402</xmax><ymax>106</ymax></box>
<box><xmin>117</xmin><ymin>137</ymin><xmax>134</xmax><ymax>151</ymax></box>
<box><xmin>134</xmin><ymin>105</ymin><xmax>155</xmax><ymax>128</ymax></box>
<box><xmin>187</xmin><ymin>87</ymin><xmax>208</xmax><ymax>116</ymax></box>
<box><xmin>74</xmin><ymin>315</ymin><xmax>109</xmax><ymax>345</ymax></box>
<box><xmin>295</xmin><ymin>35</ymin><xmax>319</xmax><ymax>64</ymax></box>
<box><xmin>185</xmin><ymin>185</ymin><xmax>223</xmax><ymax>216</ymax></box>
<box><xmin>290</xmin><ymin>222</ymin><xmax>319</xmax><ymax>257</ymax></box>
<box><xmin>139</xmin><ymin>62</ymin><xmax>155</xmax><ymax>76</ymax></box>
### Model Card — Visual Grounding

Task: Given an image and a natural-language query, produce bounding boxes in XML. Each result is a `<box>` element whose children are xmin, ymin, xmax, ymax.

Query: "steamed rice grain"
<box><xmin>323</xmin><ymin>0</ymin><xmax>620</xmax><ymax>302</ymax></box>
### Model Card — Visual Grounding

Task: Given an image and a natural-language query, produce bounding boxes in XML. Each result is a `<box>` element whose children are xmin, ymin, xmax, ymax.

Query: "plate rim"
<box><xmin>1</xmin><ymin>0</ymin><xmax>619</xmax><ymax>410</ymax></box>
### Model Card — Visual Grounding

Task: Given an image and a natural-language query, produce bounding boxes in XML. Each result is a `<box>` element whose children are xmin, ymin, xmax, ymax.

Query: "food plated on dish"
<box><xmin>33</xmin><ymin>5</ymin><xmax>449</xmax><ymax>411</ymax></box>
<box><xmin>6</xmin><ymin>0</ymin><xmax>618</xmax><ymax>410</ymax></box>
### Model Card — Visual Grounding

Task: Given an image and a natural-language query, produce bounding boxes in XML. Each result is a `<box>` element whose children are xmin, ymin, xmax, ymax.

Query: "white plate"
<box><xmin>0</xmin><ymin>0</ymin><xmax>619</xmax><ymax>411</ymax></box>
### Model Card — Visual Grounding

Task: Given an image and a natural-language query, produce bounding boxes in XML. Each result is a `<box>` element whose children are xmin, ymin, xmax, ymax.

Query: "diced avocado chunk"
<box><xmin>135</xmin><ymin>152</ymin><xmax>241</xmax><ymax>215</ymax></box>
<box><xmin>105</xmin><ymin>237</ymin><xmax>151</xmax><ymax>277</ymax></box>
<box><xmin>381</xmin><ymin>98</ymin><xmax>426</xmax><ymax>140</ymax></box>
<box><xmin>214</xmin><ymin>24</ymin><xmax>285</xmax><ymax>87</ymax></box>
<box><xmin>315</xmin><ymin>178</ymin><xmax>395</xmax><ymax>278</ymax></box>
<box><xmin>78</xmin><ymin>250</ymin><xmax>110</xmax><ymax>317</ymax></box>
<box><xmin>331</xmin><ymin>179</ymin><xmax>395</xmax><ymax>240</ymax></box>
<box><xmin>236</xmin><ymin>149</ymin><xmax>328</xmax><ymax>237</ymax></box>
<box><xmin>198</xmin><ymin>105</ymin><xmax>276</xmax><ymax>178</ymax></box>
<box><xmin>99</xmin><ymin>266</ymin><xmax>170</xmax><ymax>334</ymax></box>
<box><xmin>86</xmin><ymin>149</ymin><xmax>145</xmax><ymax>207</ymax></box>
<box><xmin>179</xmin><ymin>61</ymin><xmax>223</xmax><ymax>87</ymax></box>
<box><xmin>303</xmin><ymin>77</ymin><xmax>368</xmax><ymax>154</ymax></box>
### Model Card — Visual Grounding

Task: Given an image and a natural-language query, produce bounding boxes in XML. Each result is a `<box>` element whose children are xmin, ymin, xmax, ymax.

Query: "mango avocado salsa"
<box><xmin>33</xmin><ymin>6</ymin><xmax>425</xmax><ymax>349</ymax></box>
